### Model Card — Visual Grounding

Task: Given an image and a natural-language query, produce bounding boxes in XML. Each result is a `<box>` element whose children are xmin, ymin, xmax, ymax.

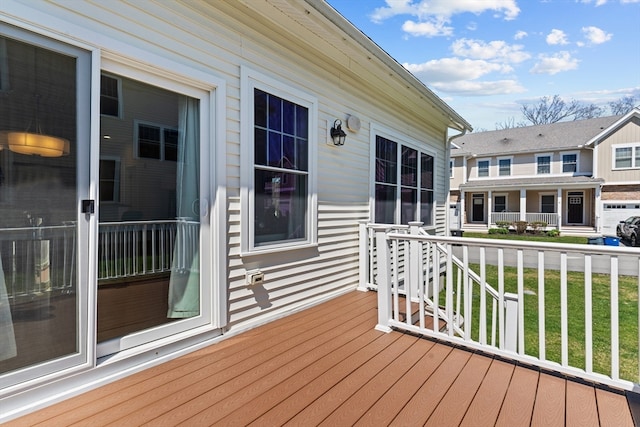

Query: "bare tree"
<box><xmin>608</xmin><ymin>96</ymin><xmax>637</xmax><ymax>115</ymax></box>
<box><xmin>521</xmin><ymin>95</ymin><xmax>603</xmax><ymax>125</ymax></box>
<box><xmin>495</xmin><ymin>116</ymin><xmax>527</xmax><ymax>130</ymax></box>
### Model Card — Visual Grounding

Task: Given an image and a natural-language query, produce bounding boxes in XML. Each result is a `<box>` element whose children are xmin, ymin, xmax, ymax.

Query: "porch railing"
<box><xmin>490</xmin><ymin>212</ymin><xmax>558</xmax><ymax>227</ymax></box>
<box><xmin>2</xmin><ymin>219</ymin><xmax>198</xmax><ymax>302</ymax></box>
<box><xmin>363</xmin><ymin>221</ymin><xmax>640</xmax><ymax>390</ymax></box>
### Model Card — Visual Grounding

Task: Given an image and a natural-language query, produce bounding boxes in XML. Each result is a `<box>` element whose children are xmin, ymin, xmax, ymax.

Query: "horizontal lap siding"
<box><xmin>31</xmin><ymin>1</ymin><xmax>449</xmax><ymax>329</ymax></box>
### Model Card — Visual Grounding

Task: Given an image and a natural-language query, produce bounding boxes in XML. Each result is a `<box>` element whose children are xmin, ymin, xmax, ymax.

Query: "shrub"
<box><xmin>546</xmin><ymin>229</ymin><xmax>560</xmax><ymax>237</ymax></box>
<box><xmin>513</xmin><ymin>221</ymin><xmax>528</xmax><ymax>235</ymax></box>
<box><xmin>529</xmin><ymin>221</ymin><xmax>548</xmax><ymax>234</ymax></box>
<box><xmin>495</xmin><ymin>221</ymin><xmax>511</xmax><ymax>229</ymax></box>
<box><xmin>488</xmin><ymin>228</ymin><xmax>509</xmax><ymax>234</ymax></box>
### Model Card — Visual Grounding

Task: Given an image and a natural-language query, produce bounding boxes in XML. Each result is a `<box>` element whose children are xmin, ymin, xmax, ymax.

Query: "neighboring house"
<box><xmin>0</xmin><ymin>0</ymin><xmax>471</xmax><ymax>420</ymax></box>
<box><xmin>449</xmin><ymin>108</ymin><xmax>640</xmax><ymax>236</ymax></box>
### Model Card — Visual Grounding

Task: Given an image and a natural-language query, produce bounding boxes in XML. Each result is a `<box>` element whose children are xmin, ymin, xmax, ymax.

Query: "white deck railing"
<box><xmin>362</xmin><ymin>221</ymin><xmax>640</xmax><ymax>391</ymax></box>
<box><xmin>490</xmin><ymin>212</ymin><xmax>558</xmax><ymax>227</ymax></box>
<box><xmin>2</xmin><ymin>220</ymin><xmax>198</xmax><ymax>302</ymax></box>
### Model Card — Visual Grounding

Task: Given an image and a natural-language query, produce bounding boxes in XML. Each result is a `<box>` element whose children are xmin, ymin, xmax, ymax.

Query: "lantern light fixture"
<box><xmin>330</xmin><ymin>119</ymin><xmax>347</xmax><ymax>146</ymax></box>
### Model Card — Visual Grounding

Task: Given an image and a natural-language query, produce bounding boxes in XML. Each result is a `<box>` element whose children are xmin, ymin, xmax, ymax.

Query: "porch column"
<box><xmin>595</xmin><ymin>185</ymin><xmax>602</xmax><ymax>233</ymax></box>
<box><xmin>460</xmin><ymin>190</ymin><xmax>466</xmax><ymax>229</ymax></box>
<box><xmin>557</xmin><ymin>188</ymin><xmax>563</xmax><ymax>231</ymax></box>
<box><xmin>487</xmin><ymin>190</ymin><xmax>493</xmax><ymax>227</ymax></box>
<box><xmin>519</xmin><ymin>188</ymin><xmax>526</xmax><ymax>221</ymax></box>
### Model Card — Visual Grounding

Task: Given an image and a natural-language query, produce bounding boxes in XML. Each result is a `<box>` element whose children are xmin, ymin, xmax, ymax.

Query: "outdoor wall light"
<box><xmin>330</xmin><ymin>119</ymin><xmax>347</xmax><ymax>146</ymax></box>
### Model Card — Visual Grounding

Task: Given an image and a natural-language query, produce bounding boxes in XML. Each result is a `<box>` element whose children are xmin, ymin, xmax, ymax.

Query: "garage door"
<box><xmin>602</xmin><ymin>202</ymin><xmax>640</xmax><ymax>236</ymax></box>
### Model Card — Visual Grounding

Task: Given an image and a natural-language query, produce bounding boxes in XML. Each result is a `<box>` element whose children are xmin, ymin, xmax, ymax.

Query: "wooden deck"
<box><xmin>7</xmin><ymin>291</ymin><xmax>638</xmax><ymax>426</ymax></box>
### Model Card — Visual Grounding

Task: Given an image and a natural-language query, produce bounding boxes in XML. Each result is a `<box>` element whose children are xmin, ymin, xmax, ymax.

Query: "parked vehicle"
<box><xmin>616</xmin><ymin>216</ymin><xmax>640</xmax><ymax>246</ymax></box>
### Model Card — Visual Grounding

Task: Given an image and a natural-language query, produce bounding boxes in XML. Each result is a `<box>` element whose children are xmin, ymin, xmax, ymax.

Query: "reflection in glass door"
<box><xmin>0</xmin><ymin>31</ymin><xmax>89</xmax><ymax>381</ymax></box>
<box><xmin>97</xmin><ymin>73</ymin><xmax>201</xmax><ymax>352</ymax></box>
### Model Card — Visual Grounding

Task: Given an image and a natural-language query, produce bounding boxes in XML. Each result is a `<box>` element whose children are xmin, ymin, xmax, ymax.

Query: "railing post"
<box><xmin>373</xmin><ymin>226</ymin><xmax>393</xmax><ymax>333</ymax></box>
<box><xmin>408</xmin><ymin>222</ymin><xmax>423</xmax><ymax>302</ymax></box>
<box><xmin>357</xmin><ymin>221</ymin><xmax>369</xmax><ymax>292</ymax></box>
<box><xmin>504</xmin><ymin>292</ymin><xmax>518</xmax><ymax>352</ymax></box>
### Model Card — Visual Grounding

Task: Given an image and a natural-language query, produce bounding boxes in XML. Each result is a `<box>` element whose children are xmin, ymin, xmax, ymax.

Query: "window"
<box><xmin>562</xmin><ymin>153</ymin><xmax>577</xmax><ymax>173</ymax></box>
<box><xmin>498</xmin><ymin>158</ymin><xmax>511</xmax><ymax>176</ymax></box>
<box><xmin>494</xmin><ymin>195</ymin><xmax>507</xmax><ymax>212</ymax></box>
<box><xmin>541</xmin><ymin>194</ymin><xmax>555</xmax><ymax>213</ymax></box>
<box><xmin>253</xmin><ymin>88</ymin><xmax>310</xmax><ymax>247</ymax></box>
<box><xmin>375</xmin><ymin>135</ymin><xmax>434</xmax><ymax>225</ymax></box>
<box><xmin>99</xmin><ymin>158</ymin><xmax>120</xmax><ymax>202</ymax></box>
<box><xmin>136</xmin><ymin>122</ymin><xmax>178</xmax><ymax>161</ymax></box>
<box><xmin>449</xmin><ymin>159</ymin><xmax>454</xmax><ymax>178</ymax></box>
<box><xmin>537</xmin><ymin>155</ymin><xmax>551</xmax><ymax>174</ymax></box>
<box><xmin>614</xmin><ymin>144</ymin><xmax>640</xmax><ymax>169</ymax></box>
<box><xmin>477</xmin><ymin>159</ymin><xmax>489</xmax><ymax>177</ymax></box>
<box><xmin>100</xmin><ymin>74</ymin><xmax>120</xmax><ymax>117</ymax></box>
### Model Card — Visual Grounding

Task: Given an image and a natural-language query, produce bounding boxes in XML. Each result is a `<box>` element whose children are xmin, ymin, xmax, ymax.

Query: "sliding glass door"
<box><xmin>0</xmin><ymin>25</ymin><xmax>91</xmax><ymax>387</ymax></box>
<box><xmin>97</xmin><ymin>67</ymin><xmax>210</xmax><ymax>357</ymax></box>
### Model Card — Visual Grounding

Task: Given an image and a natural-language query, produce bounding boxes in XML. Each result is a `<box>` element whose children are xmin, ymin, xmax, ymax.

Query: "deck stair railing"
<box><xmin>363</xmin><ymin>221</ymin><xmax>640</xmax><ymax>391</ymax></box>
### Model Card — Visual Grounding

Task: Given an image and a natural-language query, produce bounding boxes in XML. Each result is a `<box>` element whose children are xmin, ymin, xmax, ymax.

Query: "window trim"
<box><xmin>370</xmin><ymin>124</ymin><xmax>437</xmax><ymax>227</ymax></box>
<box><xmin>476</xmin><ymin>158</ymin><xmax>490</xmax><ymax>178</ymax></box>
<box><xmin>561</xmin><ymin>151</ymin><xmax>579</xmax><ymax>174</ymax></box>
<box><xmin>240</xmin><ymin>66</ymin><xmax>318</xmax><ymax>254</ymax></box>
<box><xmin>536</xmin><ymin>153</ymin><xmax>552</xmax><ymax>175</ymax></box>
<box><xmin>133</xmin><ymin>120</ymin><xmax>179</xmax><ymax>161</ymax></box>
<box><xmin>612</xmin><ymin>142</ymin><xmax>640</xmax><ymax>170</ymax></box>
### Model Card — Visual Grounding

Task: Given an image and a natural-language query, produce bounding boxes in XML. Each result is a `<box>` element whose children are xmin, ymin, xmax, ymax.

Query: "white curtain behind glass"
<box><xmin>167</xmin><ymin>96</ymin><xmax>200</xmax><ymax>318</ymax></box>
<box><xmin>0</xmin><ymin>256</ymin><xmax>17</xmax><ymax>361</ymax></box>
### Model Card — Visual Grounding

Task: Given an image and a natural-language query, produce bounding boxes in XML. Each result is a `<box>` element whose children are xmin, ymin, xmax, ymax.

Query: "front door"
<box><xmin>567</xmin><ymin>191</ymin><xmax>584</xmax><ymax>224</ymax></box>
<box><xmin>0</xmin><ymin>27</ymin><xmax>91</xmax><ymax>388</ymax></box>
<box><xmin>472</xmin><ymin>194</ymin><xmax>485</xmax><ymax>222</ymax></box>
<box><xmin>96</xmin><ymin>64</ymin><xmax>211</xmax><ymax>357</ymax></box>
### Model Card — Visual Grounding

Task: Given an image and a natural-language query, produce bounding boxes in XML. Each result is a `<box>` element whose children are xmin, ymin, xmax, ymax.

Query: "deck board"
<box><xmin>6</xmin><ymin>290</ymin><xmax>637</xmax><ymax>427</ymax></box>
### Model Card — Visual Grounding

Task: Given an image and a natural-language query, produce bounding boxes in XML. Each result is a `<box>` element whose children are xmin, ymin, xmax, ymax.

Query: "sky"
<box><xmin>325</xmin><ymin>0</ymin><xmax>640</xmax><ymax>131</ymax></box>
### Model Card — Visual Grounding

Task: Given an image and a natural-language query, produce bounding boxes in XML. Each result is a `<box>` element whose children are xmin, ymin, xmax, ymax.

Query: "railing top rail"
<box><xmin>384</xmin><ymin>232</ymin><xmax>640</xmax><ymax>256</ymax></box>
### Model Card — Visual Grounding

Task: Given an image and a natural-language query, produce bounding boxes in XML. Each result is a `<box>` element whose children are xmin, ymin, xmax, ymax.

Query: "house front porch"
<box><xmin>6</xmin><ymin>290</ymin><xmax>637</xmax><ymax>426</ymax></box>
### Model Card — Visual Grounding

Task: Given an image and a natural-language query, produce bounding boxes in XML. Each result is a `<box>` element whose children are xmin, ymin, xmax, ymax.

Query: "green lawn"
<box><xmin>458</xmin><ymin>263</ymin><xmax>639</xmax><ymax>382</ymax></box>
<box><xmin>462</xmin><ymin>231</ymin><xmax>589</xmax><ymax>245</ymax></box>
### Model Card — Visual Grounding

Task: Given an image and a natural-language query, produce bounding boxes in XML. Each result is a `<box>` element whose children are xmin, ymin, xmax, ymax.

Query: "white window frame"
<box><xmin>476</xmin><ymin>158</ymin><xmax>490</xmax><ymax>178</ymax></box>
<box><xmin>539</xmin><ymin>192</ymin><xmax>556</xmax><ymax>213</ymax></box>
<box><xmin>240</xmin><ymin>67</ymin><xmax>318</xmax><ymax>254</ymax></box>
<box><xmin>99</xmin><ymin>156</ymin><xmax>121</xmax><ymax>203</ymax></box>
<box><xmin>612</xmin><ymin>142</ymin><xmax>640</xmax><ymax>170</ymax></box>
<box><xmin>99</xmin><ymin>73</ymin><xmax>122</xmax><ymax>118</ymax></box>
<box><xmin>493</xmin><ymin>193</ymin><xmax>508</xmax><ymax>212</ymax></box>
<box><xmin>497</xmin><ymin>157</ymin><xmax>512</xmax><ymax>177</ymax></box>
<box><xmin>536</xmin><ymin>153</ymin><xmax>552</xmax><ymax>175</ymax></box>
<box><xmin>133</xmin><ymin>120</ymin><xmax>179</xmax><ymax>161</ymax></box>
<box><xmin>370</xmin><ymin>124</ymin><xmax>437</xmax><ymax>228</ymax></box>
<box><xmin>561</xmin><ymin>151</ymin><xmax>579</xmax><ymax>174</ymax></box>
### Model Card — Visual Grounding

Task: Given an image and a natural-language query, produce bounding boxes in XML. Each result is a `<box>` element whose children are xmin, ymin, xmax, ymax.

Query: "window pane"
<box><xmin>401</xmin><ymin>146</ymin><xmax>417</xmax><ymax>186</ymax></box>
<box><xmin>401</xmin><ymin>187</ymin><xmax>417</xmax><ymax>224</ymax></box>
<box><xmin>494</xmin><ymin>195</ymin><xmax>506</xmax><ymax>212</ymax></box>
<box><xmin>268</xmin><ymin>95</ymin><xmax>281</xmax><ymax>132</ymax></box>
<box><xmin>421</xmin><ymin>153</ymin><xmax>433</xmax><ymax>189</ymax></box>
<box><xmin>282</xmin><ymin>100</ymin><xmax>295</xmax><ymax>135</ymax></box>
<box><xmin>541</xmin><ymin>195</ymin><xmax>555</xmax><ymax>213</ymax></box>
<box><xmin>254</xmin><ymin>128</ymin><xmax>267</xmax><ymax>166</ymax></box>
<box><xmin>635</xmin><ymin>147</ymin><xmax>640</xmax><ymax>167</ymax></box>
<box><xmin>375</xmin><ymin>184</ymin><xmax>396</xmax><ymax>224</ymax></box>
<box><xmin>268</xmin><ymin>131</ymin><xmax>282</xmax><ymax>167</ymax></box>
<box><xmin>537</xmin><ymin>156</ymin><xmax>550</xmax><ymax>174</ymax></box>
<box><xmin>255</xmin><ymin>169</ymin><xmax>307</xmax><ymax>245</ymax></box>
<box><xmin>420</xmin><ymin>190</ymin><xmax>433</xmax><ymax>225</ymax></box>
<box><xmin>164</xmin><ymin>128</ymin><xmax>178</xmax><ymax>161</ymax></box>
<box><xmin>254</xmin><ymin>89</ymin><xmax>267</xmax><ymax>128</ymax></box>
<box><xmin>616</xmin><ymin>147</ymin><xmax>632</xmax><ymax>168</ymax></box>
<box><xmin>100</xmin><ymin>75</ymin><xmax>119</xmax><ymax>117</ymax></box>
<box><xmin>499</xmin><ymin>159</ymin><xmax>510</xmax><ymax>176</ymax></box>
<box><xmin>138</xmin><ymin>125</ymin><xmax>161</xmax><ymax>159</ymax></box>
<box><xmin>375</xmin><ymin>136</ymin><xmax>397</xmax><ymax>184</ymax></box>
<box><xmin>562</xmin><ymin>154</ymin><xmax>576</xmax><ymax>173</ymax></box>
<box><xmin>296</xmin><ymin>105</ymin><xmax>308</xmax><ymax>139</ymax></box>
<box><xmin>478</xmin><ymin>160</ymin><xmax>489</xmax><ymax>177</ymax></box>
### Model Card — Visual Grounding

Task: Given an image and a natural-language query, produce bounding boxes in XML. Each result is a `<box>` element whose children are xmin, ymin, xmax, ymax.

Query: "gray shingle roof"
<box><xmin>452</xmin><ymin>115</ymin><xmax>622</xmax><ymax>157</ymax></box>
<box><xmin>459</xmin><ymin>175</ymin><xmax>604</xmax><ymax>190</ymax></box>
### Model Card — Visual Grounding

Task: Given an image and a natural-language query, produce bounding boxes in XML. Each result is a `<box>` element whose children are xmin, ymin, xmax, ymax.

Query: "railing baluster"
<box><xmin>517</xmin><ymin>249</ymin><xmax>525</xmax><ymax>355</ymax></box>
<box><xmin>498</xmin><ymin>248</ymin><xmax>504</xmax><ymax>350</ymax></box>
<box><xmin>479</xmin><ymin>247</ymin><xmax>487</xmax><ymax>345</ymax></box>
<box><xmin>561</xmin><ymin>252</ymin><xmax>568</xmax><ymax>367</ymax></box>
<box><xmin>611</xmin><ymin>255</ymin><xmax>619</xmax><ymax>380</ymax></box>
<box><xmin>585</xmin><ymin>254</ymin><xmax>593</xmax><ymax>373</ymax></box>
<box><xmin>538</xmin><ymin>250</ymin><xmax>546</xmax><ymax>361</ymax></box>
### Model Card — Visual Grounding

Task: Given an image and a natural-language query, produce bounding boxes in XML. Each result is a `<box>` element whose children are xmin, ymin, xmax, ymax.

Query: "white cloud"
<box><xmin>530</xmin><ymin>51</ymin><xmax>579</xmax><ymax>75</ymax></box>
<box><xmin>546</xmin><ymin>29</ymin><xmax>569</xmax><ymax>45</ymax></box>
<box><xmin>402</xmin><ymin>19</ymin><xmax>453</xmax><ymax>37</ymax></box>
<box><xmin>514</xmin><ymin>31</ymin><xmax>528</xmax><ymax>40</ymax></box>
<box><xmin>370</xmin><ymin>0</ymin><xmax>520</xmax><ymax>26</ymax></box>
<box><xmin>451</xmin><ymin>39</ymin><xmax>531</xmax><ymax>63</ymax></box>
<box><xmin>581</xmin><ymin>26</ymin><xmax>613</xmax><ymax>44</ymax></box>
<box><xmin>431</xmin><ymin>79</ymin><xmax>526</xmax><ymax>95</ymax></box>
